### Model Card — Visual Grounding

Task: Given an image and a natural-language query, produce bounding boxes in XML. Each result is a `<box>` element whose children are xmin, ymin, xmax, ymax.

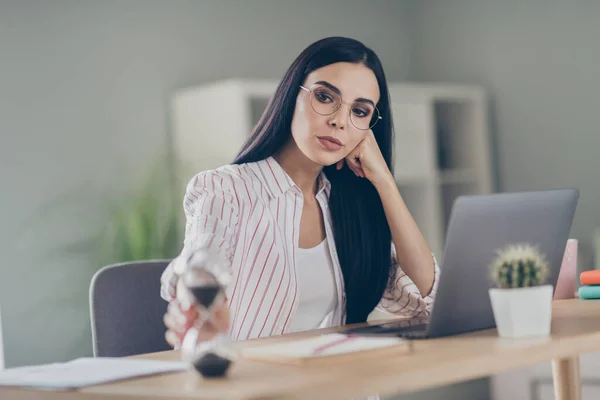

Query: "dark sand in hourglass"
<box><xmin>188</xmin><ymin>284</ymin><xmax>232</xmax><ymax>377</ymax></box>
<box><xmin>189</xmin><ymin>285</ymin><xmax>221</xmax><ymax>308</ymax></box>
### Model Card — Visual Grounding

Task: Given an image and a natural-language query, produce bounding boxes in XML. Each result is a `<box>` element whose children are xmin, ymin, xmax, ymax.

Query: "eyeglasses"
<box><xmin>299</xmin><ymin>84</ymin><xmax>382</xmax><ymax>130</ymax></box>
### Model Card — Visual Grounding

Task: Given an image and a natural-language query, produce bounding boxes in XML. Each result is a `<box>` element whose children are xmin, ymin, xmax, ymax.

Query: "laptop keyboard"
<box><xmin>341</xmin><ymin>318</ymin><xmax>430</xmax><ymax>339</ymax></box>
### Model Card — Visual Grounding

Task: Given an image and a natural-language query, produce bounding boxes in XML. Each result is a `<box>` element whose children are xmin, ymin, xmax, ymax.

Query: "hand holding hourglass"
<box><xmin>165</xmin><ymin>248</ymin><xmax>236</xmax><ymax>377</ymax></box>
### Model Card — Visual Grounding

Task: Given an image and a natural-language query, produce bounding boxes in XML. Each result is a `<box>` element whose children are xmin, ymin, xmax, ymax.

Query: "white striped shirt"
<box><xmin>160</xmin><ymin>156</ymin><xmax>440</xmax><ymax>341</ymax></box>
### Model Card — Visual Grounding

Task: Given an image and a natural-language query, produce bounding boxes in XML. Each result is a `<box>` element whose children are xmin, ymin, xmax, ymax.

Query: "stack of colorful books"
<box><xmin>578</xmin><ymin>270</ymin><xmax>600</xmax><ymax>299</ymax></box>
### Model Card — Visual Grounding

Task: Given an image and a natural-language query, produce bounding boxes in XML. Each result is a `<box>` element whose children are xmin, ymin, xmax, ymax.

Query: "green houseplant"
<box><xmin>18</xmin><ymin>156</ymin><xmax>187</xmax><ymax>269</ymax></box>
<box><xmin>488</xmin><ymin>244</ymin><xmax>553</xmax><ymax>338</ymax></box>
<box><xmin>35</xmin><ymin>157</ymin><xmax>189</xmax><ymax>269</ymax></box>
<box><xmin>97</xmin><ymin>163</ymin><xmax>184</xmax><ymax>266</ymax></box>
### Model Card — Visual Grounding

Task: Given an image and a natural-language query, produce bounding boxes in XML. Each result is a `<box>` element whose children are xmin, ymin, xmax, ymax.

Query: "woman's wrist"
<box><xmin>372</xmin><ymin>170</ymin><xmax>397</xmax><ymax>194</ymax></box>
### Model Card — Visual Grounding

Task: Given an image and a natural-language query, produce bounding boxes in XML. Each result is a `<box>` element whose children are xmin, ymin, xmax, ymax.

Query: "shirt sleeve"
<box><xmin>375</xmin><ymin>245</ymin><xmax>441</xmax><ymax>317</ymax></box>
<box><xmin>160</xmin><ymin>170</ymin><xmax>241</xmax><ymax>302</ymax></box>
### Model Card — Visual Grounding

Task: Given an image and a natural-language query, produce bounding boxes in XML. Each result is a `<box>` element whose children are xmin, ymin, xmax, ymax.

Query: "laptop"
<box><xmin>343</xmin><ymin>188</ymin><xmax>579</xmax><ymax>339</ymax></box>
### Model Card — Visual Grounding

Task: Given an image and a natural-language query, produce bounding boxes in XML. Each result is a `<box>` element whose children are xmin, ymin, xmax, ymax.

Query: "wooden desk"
<box><xmin>2</xmin><ymin>299</ymin><xmax>599</xmax><ymax>400</ymax></box>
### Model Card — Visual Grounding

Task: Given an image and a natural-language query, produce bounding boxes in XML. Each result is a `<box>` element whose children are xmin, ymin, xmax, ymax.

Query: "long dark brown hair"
<box><xmin>233</xmin><ymin>37</ymin><xmax>395</xmax><ymax>324</ymax></box>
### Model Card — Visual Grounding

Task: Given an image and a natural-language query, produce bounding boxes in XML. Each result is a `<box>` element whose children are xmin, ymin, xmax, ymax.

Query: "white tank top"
<box><xmin>286</xmin><ymin>238</ymin><xmax>338</xmax><ymax>334</ymax></box>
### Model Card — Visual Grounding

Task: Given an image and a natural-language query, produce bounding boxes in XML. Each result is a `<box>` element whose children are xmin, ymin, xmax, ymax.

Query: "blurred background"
<box><xmin>2</xmin><ymin>1</ymin><xmax>600</xmax><ymax>399</ymax></box>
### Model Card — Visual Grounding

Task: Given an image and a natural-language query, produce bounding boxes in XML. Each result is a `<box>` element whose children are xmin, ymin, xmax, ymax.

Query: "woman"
<box><xmin>161</xmin><ymin>36</ymin><xmax>440</xmax><ymax>348</ymax></box>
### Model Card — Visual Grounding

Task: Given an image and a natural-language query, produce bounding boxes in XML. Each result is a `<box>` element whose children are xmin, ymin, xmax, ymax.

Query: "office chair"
<box><xmin>89</xmin><ymin>260</ymin><xmax>172</xmax><ymax>357</ymax></box>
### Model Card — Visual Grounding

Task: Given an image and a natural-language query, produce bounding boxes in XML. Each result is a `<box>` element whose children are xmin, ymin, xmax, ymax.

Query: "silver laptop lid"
<box><xmin>427</xmin><ymin>188</ymin><xmax>579</xmax><ymax>338</ymax></box>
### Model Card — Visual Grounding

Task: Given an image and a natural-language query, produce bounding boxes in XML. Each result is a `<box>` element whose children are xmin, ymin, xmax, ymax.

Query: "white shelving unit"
<box><xmin>170</xmin><ymin>79</ymin><xmax>494</xmax><ymax>261</ymax></box>
<box><xmin>387</xmin><ymin>83</ymin><xmax>493</xmax><ymax>258</ymax></box>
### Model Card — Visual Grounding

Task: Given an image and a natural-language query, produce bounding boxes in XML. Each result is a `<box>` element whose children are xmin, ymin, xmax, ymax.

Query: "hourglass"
<box><xmin>175</xmin><ymin>248</ymin><xmax>237</xmax><ymax>377</ymax></box>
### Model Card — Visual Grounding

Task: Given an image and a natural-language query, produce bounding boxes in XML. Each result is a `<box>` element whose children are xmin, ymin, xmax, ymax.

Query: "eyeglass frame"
<box><xmin>299</xmin><ymin>84</ymin><xmax>383</xmax><ymax>130</ymax></box>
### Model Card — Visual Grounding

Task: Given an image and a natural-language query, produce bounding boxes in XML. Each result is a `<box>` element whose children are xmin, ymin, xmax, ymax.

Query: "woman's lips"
<box><xmin>317</xmin><ymin>136</ymin><xmax>343</xmax><ymax>151</ymax></box>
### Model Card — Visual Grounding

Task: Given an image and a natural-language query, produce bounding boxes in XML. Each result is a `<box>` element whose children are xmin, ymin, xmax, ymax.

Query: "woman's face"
<box><xmin>290</xmin><ymin>62</ymin><xmax>381</xmax><ymax>167</ymax></box>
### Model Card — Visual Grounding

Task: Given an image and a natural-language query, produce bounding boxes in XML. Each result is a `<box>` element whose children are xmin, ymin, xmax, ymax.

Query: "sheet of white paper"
<box><xmin>0</xmin><ymin>357</ymin><xmax>188</xmax><ymax>390</ymax></box>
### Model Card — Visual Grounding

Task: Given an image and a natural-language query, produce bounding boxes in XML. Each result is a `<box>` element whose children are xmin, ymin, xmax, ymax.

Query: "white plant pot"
<box><xmin>489</xmin><ymin>285</ymin><xmax>553</xmax><ymax>338</ymax></box>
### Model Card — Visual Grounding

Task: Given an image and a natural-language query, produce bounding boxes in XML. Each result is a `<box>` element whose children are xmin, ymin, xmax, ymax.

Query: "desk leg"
<box><xmin>552</xmin><ymin>356</ymin><xmax>581</xmax><ymax>400</ymax></box>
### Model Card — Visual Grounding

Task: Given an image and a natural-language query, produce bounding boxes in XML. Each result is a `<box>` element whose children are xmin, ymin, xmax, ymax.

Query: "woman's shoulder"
<box><xmin>185</xmin><ymin>159</ymin><xmax>267</xmax><ymax>196</ymax></box>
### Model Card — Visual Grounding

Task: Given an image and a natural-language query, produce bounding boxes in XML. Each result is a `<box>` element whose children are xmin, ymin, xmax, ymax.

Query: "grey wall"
<box><xmin>407</xmin><ymin>0</ymin><xmax>600</xmax><ymax>267</ymax></box>
<box><xmin>0</xmin><ymin>0</ymin><xmax>413</xmax><ymax>368</ymax></box>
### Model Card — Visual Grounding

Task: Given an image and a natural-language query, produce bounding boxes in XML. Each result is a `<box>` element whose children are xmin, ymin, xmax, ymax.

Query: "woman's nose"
<box><xmin>327</xmin><ymin>104</ymin><xmax>349</xmax><ymax>129</ymax></box>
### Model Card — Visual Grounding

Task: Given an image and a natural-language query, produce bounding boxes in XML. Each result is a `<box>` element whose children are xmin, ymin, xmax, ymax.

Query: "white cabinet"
<box><xmin>170</xmin><ymin>79</ymin><xmax>493</xmax><ymax>273</ymax></box>
<box><xmin>170</xmin><ymin>80</ymin><xmax>277</xmax><ymax>181</ymax></box>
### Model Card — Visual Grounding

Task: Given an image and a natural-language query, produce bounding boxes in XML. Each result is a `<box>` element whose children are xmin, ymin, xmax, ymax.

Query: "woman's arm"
<box><xmin>161</xmin><ymin>169</ymin><xmax>242</xmax><ymax>348</ymax></box>
<box><xmin>160</xmin><ymin>169</ymin><xmax>241</xmax><ymax>301</ymax></box>
<box><xmin>340</xmin><ymin>130</ymin><xmax>437</xmax><ymax>299</ymax></box>
<box><xmin>373</xmin><ymin>177</ymin><xmax>435</xmax><ymax>296</ymax></box>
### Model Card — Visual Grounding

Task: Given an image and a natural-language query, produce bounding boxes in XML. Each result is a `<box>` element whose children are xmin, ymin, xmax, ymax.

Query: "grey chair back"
<box><xmin>90</xmin><ymin>260</ymin><xmax>171</xmax><ymax>357</ymax></box>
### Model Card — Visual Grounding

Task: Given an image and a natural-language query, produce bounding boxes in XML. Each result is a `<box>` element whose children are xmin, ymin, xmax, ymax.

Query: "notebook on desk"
<box><xmin>241</xmin><ymin>333</ymin><xmax>410</xmax><ymax>365</ymax></box>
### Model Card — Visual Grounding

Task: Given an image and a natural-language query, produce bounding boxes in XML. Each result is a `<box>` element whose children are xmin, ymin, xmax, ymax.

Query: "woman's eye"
<box><xmin>352</xmin><ymin>107</ymin><xmax>369</xmax><ymax>118</ymax></box>
<box><xmin>315</xmin><ymin>91</ymin><xmax>333</xmax><ymax>103</ymax></box>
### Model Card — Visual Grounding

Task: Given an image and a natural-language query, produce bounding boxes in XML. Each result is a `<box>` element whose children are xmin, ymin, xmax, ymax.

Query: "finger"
<box><xmin>163</xmin><ymin>313</ymin><xmax>174</xmax><ymax>330</ymax></box>
<box><xmin>168</xmin><ymin>300</ymin><xmax>181</xmax><ymax>315</ymax></box>
<box><xmin>352</xmin><ymin>158</ymin><xmax>366</xmax><ymax>178</ymax></box>
<box><xmin>166</xmin><ymin>314</ymin><xmax>189</xmax><ymax>339</ymax></box>
<box><xmin>212</xmin><ymin>305</ymin><xmax>231</xmax><ymax>332</ymax></box>
<box><xmin>336</xmin><ymin>159</ymin><xmax>344</xmax><ymax>170</ymax></box>
<box><xmin>175</xmin><ymin>299</ymin><xmax>200</xmax><ymax>322</ymax></box>
<box><xmin>177</xmin><ymin>290</ymin><xmax>192</xmax><ymax>312</ymax></box>
<box><xmin>348</xmin><ymin>164</ymin><xmax>362</xmax><ymax>178</ymax></box>
<box><xmin>167</xmin><ymin>302</ymin><xmax>188</xmax><ymax>327</ymax></box>
<box><xmin>183</xmin><ymin>305</ymin><xmax>200</xmax><ymax>330</ymax></box>
<box><xmin>344</xmin><ymin>154</ymin><xmax>358</xmax><ymax>172</ymax></box>
<box><xmin>163</xmin><ymin>312</ymin><xmax>186</xmax><ymax>335</ymax></box>
<box><xmin>170</xmin><ymin>303</ymin><xmax>200</xmax><ymax>334</ymax></box>
<box><xmin>165</xmin><ymin>330</ymin><xmax>181</xmax><ymax>348</ymax></box>
<box><xmin>170</xmin><ymin>301</ymin><xmax>192</xmax><ymax>326</ymax></box>
<box><xmin>349</xmin><ymin>165</ymin><xmax>362</xmax><ymax>178</ymax></box>
<box><xmin>346</xmin><ymin>156</ymin><xmax>365</xmax><ymax>178</ymax></box>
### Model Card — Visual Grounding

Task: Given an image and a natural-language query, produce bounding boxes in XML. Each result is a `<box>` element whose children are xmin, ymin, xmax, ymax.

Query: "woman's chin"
<box><xmin>307</xmin><ymin>151</ymin><xmax>342</xmax><ymax>167</ymax></box>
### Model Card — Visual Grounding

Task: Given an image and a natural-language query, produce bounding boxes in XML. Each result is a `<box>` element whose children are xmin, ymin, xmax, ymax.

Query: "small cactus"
<box><xmin>490</xmin><ymin>244</ymin><xmax>549</xmax><ymax>289</ymax></box>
